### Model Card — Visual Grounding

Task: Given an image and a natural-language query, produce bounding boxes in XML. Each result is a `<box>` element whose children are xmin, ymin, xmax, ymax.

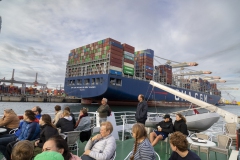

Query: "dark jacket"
<box><xmin>155</xmin><ymin>119</ymin><xmax>173</xmax><ymax>134</ymax></box>
<box><xmin>97</xmin><ymin>104</ymin><xmax>110</xmax><ymax>118</ymax></box>
<box><xmin>37</xmin><ymin>124</ymin><xmax>59</xmax><ymax>148</ymax></box>
<box><xmin>135</xmin><ymin>101</ymin><xmax>148</xmax><ymax>122</ymax></box>
<box><xmin>70</xmin><ymin>113</ymin><xmax>76</xmax><ymax>126</ymax></box>
<box><xmin>174</xmin><ymin>119</ymin><xmax>189</xmax><ymax>136</ymax></box>
<box><xmin>17</xmin><ymin>121</ymin><xmax>40</xmax><ymax>141</ymax></box>
<box><xmin>56</xmin><ymin>117</ymin><xmax>74</xmax><ymax>133</ymax></box>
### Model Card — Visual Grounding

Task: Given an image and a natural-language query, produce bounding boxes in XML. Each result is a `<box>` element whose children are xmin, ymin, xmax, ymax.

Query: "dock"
<box><xmin>0</xmin><ymin>94</ymin><xmax>81</xmax><ymax>103</ymax></box>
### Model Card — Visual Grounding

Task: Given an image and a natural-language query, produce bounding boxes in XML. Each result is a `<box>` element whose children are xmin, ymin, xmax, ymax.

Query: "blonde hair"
<box><xmin>4</xmin><ymin>109</ymin><xmax>17</xmax><ymax>115</ymax></box>
<box><xmin>130</xmin><ymin>123</ymin><xmax>147</xmax><ymax>160</ymax></box>
<box><xmin>11</xmin><ymin>140</ymin><xmax>34</xmax><ymax>160</ymax></box>
<box><xmin>62</xmin><ymin>110</ymin><xmax>70</xmax><ymax>117</ymax></box>
<box><xmin>101</xmin><ymin>121</ymin><xmax>113</xmax><ymax>133</ymax></box>
<box><xmin>80</xmin><ymin>107</ymin><xmax>88</xmax><ymax>115</ymax></box>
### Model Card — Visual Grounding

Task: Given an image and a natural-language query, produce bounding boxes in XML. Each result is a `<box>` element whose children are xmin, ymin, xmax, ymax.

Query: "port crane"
<box><xmin>0</xmin><ymin>69</ymin><xmax>47</xmax><ymax>94</ymax></box>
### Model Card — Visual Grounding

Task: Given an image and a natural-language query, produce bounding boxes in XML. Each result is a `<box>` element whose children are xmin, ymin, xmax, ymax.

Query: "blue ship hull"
<box><xmin>64</xmin><ymin>74</ymin><xmax>221</xmax><ymax>105</ymax></box>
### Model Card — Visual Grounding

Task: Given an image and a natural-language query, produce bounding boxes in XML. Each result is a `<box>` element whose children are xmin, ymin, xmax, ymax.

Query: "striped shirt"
<box><xmin>130</xmin><ymin>138</ymin><xmax>156</xmax><ymax>160</ymax></box>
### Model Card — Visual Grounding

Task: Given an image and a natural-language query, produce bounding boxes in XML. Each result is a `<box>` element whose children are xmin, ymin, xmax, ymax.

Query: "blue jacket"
<box><xmin>17</xmin><ymin>120</ymin><xmax>40</xmax><ymax>141</ymax></box>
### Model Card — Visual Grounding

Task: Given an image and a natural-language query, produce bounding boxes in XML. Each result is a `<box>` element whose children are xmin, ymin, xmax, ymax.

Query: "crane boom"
<box><xmin>171</xmin><ymin>62</ymin><xmax>198</xmax><ymax>68</ymax></box>
<box><xmin>149</xmin><ymin>80</ymin><xmax>240</xmax><ymax>123</ymax></box>
<box><xmin>218</xmin><ymin>88</ymin><xmax>238</xmax><ymax>90</ymax></box>
<box><xmin>175</xmin><ymin>71</ymin><xmax>212</xmax><ymax>76</ymax></box>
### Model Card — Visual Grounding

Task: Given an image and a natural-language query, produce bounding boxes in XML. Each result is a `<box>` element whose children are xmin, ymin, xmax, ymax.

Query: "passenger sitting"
<box><xmin>42</xmin><ymin>135</ymin><xmax>81</xmax><ymax>160</ymax></box>
<box><xmin>65</xmin><ymin>106</ymin><xmax>76</xmax><ymax>127</ymax></box>
<box><xmin>32</xmin><ymin>106</ymin><xmax>42</xmax><ymax>121</ymax></box>
<box><xmin>173</xmin><ymin>113</ymin><xmax>188</xmax><ymax>136</ymax></box>
<box><xmin>75</xmin><ymin>107</ymin><xmax>91</xmax><ymax>142</ymax></box>
<box><xmin>0</xmin><ymin>110</ymin><xmax>40</xmax><ymax>160</ymax></box>
<box><xmin>53</xmin><ymin>105</ymin><xmax>63</xmax><ymax>125</ymax></box>
<box><xmin>0</xmin><ymin>109</ymin><xmax>20</xmax><ymax>135</ymax></box>
<box><xmin>130</xmin><ymin>123</ymin><xmax>156</xmax><ymax>160</ymax></box>
<box><xmin>150</xmin><ymin>114</ymin><xmax>173</xmax><ymax>146</ymax></box>
<box><xmin>82</xmin><ymin>121</ymin><xmax>116</xmax><ymax>160</ymax></box>
<box><xmin>56</xmin><ymin>110</ymin><xmax>74</xmax><ymax>133</ymax></box>
<box><xmin>169</xmin><ymin>131</ymin><xmax>200</xmax><ymax>160</ymax></box>
<box><xmin>11</xmin><ymin>140</ymin><xmax>34</xmax><ymax>160</ymax></box>
<box><xmin>33</xmin><ymin>114</ymin><xmax>59</xmax><ymax>156</ymax></box>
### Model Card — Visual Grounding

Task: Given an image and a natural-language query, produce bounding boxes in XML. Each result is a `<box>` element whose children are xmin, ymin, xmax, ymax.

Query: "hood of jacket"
<box><xmin>64</xmin><ymin>116</ymin><xmax>72</xmax><ymax>121</ymax></box>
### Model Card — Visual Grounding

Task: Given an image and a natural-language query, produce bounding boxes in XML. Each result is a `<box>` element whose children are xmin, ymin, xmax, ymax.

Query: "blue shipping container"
<box><xmin>145</xmin><ymin>65</ymin><xmax>154</xmax><ymax>70</ymax></box>
<box><xmin>109</xmin><ymin>41</ymin><xmax>123</xmax><ymax>49</ymax></box>
<box><xmin>109</xmin><ymin>69</ymin><xmax>122</xmax><ymax>76</ymax></box>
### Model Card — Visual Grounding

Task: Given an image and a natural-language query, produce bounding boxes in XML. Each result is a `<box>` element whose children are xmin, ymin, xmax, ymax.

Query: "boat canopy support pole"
<box><xmin>149</xmin><ymin>80</ymin><xmax>240</xmax><ymax>124</ymax></box>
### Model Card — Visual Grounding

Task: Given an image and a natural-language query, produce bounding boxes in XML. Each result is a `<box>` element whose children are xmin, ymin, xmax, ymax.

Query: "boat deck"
<box><xmin>0</xmin><ymin>136</ymin><xmax>232</xmax><ymax>160</ymax></box>
<box><xmin>76</xmin><ymin>137</ymin><xmax>229</xmax><ymax>160</ymax></box>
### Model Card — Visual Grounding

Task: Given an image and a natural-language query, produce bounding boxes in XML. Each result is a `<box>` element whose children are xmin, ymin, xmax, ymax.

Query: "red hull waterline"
<box><xmin>81</xmin><ymin>98</ymin><xmax>191</xmax><ymax>107</ymax></box>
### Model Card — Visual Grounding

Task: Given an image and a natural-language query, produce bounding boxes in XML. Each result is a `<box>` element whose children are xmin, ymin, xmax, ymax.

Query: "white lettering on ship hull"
<box><xmin>174</xmin><ymin>89</ymin><xmax>208</xmax><ymax>102</ymax></box>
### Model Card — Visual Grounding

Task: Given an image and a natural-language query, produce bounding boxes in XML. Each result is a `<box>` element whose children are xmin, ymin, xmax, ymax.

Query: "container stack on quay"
<box><xmin>134</xmin><ymin>49</ymin><xmax>154</xmax><ymax>80</ymax></box>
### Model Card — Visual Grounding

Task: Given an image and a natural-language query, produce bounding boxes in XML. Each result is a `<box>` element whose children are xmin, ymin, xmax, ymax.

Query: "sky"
<box><xmin>0</xmin><ymin>0</ymin><xmax>239</xmax><ymax>101</ymax></box>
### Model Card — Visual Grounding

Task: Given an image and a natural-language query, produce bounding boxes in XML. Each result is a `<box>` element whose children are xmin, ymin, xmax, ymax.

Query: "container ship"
<box><xmin>64</xmin><ymin>38</ymin><xmax>221</xmax><ymax>106</ymax></box>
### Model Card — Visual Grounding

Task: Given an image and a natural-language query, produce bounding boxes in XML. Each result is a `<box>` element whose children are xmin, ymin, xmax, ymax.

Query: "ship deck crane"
<box><xmin>150</xmin><ymin>80</ymin><xmax>240</xmax><ymax>123</ymax></box>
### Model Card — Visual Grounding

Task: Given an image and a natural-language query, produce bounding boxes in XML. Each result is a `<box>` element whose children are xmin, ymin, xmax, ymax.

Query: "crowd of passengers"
<box><xmin>0</xmin><ymin>96</ymin><xmax>200</xmax><ymax>160</ymax></box>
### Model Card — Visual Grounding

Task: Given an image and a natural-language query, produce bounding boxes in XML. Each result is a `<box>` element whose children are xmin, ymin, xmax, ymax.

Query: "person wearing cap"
<box><xmin>149</xmin><ymin>114</ymin><xmax>173</xmax><ymax>146</ymax></box>
<box><xmin>0</xmin><ymin>109</ymin><xmax>20</xmax><ymax>135</ymax></box>
<box><xmin>135</xmin><ymin>94</ymin><xmax>148</xmax><ymax>125</ymax></box>
<box><xmin>34</xmin><ymin>151</ymin><xmax>64</xmax><ymax>160</ymax></box>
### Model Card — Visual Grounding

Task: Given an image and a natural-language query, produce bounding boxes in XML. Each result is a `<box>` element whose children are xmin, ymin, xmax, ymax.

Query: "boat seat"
<box><xmin>209</xmin><ymin>134</ymin><xmax>232</xmax><ymax>160</ymax></box>
<box><xmin>63</xmin><ymin>131</ymin><xmax>81</xmax><ymax>156</ymax></box>
<box><xmin>225</xmin><ymin>123</ymin><xmax>237</xmax><ymax>147</ymax></box>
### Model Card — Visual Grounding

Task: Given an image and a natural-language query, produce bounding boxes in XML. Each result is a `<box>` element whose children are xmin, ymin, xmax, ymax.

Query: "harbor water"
<box><xmin>0</xmin><ymin>102</ymin><xmax>239</xmax><ymax>116</ymax></box>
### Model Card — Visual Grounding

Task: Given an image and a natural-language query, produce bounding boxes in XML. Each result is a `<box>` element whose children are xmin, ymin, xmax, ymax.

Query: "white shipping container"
<box><xmin>124</xmin><ymin>62</ymin><xmax>134</xmax><ymax>68</ymax></box>
<box><xmin>124</xmin><ymin>51</ymin><xmax>134</xmax><ymax>57</ymax></box>
<box><xmin>109</xmin><ymin>66</ymin><xmax>122</xmax><ymax>72</ymax></box>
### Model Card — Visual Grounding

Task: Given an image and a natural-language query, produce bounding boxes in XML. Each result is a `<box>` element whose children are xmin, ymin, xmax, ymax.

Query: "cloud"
<box><xmin>0</xmin><ymin>0</ymin><xmax>240</xmax><ymax>101</ymax></box>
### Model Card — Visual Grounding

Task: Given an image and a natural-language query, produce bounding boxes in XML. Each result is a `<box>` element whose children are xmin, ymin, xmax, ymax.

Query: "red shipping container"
<box><xmin>110</xmin><ymin>45</ymin><xmax>123</xmax><ymax>53</ymax></box>
<box><xmin>122</xmin><ymin>43</ymin><xmax>135</xmax><ymax>51</ymax></box>
<box><xmin>105</xmin><ymin>38</ymin><xmax>121</xmax><ymax>44</ymax></box>
<box><xmin>110</xmin><ymin>53</ymin><xmax>123</xmax><ymax>61</ymax></box>
<box><xmin>123</xmin><ymin>47</ymin><xmax>134</xmax><ymax>53</ymax></box>
<box><xmin>110</xmin><ymin>49</ymin><xmax>123</xmax><ymax>57</ymax></box>
<box><xmin>145</xmin><ymin>75</ymin><xmax>153</xmax><ymax>80</ymax></box>
<box><xmin>110</xmin><ymin>61</ymin><xmax>122</xmax><ymax>68</ymax></box>
<box><xmin>124</xmin><ymin>59</ymin><xmax>134</xmax><ymax>64</ymax></box>
<box><xmin>111</xmin><ymin>58</ymin><xmax>123</xmax><ymax>64</ymax></box>
<box><xmin>143</xmin><ymin>62</ymin><xmax>153</xmax><ymax>66</ymax></box>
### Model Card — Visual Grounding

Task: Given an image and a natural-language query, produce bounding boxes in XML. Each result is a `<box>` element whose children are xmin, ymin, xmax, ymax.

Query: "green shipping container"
<box><xmin>123</xmin><ymin>69</ymin><xmax>134</xmax><ymax>75</ymax></box>
<box><xmin>123</xmin><ymin>66</ymin><xmax>134</xmax><ymax>72</ymax></box>
<box><xmin>102</xmin><ymin>54</ymin><xmax>106</xmax><ymax>58</ymax></box>
<box><xmin>124</xmin><ymin>55</ymin><xmax>134</xmax><ymax>61</ymax></box>
<box><xmin>95</xmin><ymin>56</ymin><xmax>99</xmax><ymax>60</ymax></box>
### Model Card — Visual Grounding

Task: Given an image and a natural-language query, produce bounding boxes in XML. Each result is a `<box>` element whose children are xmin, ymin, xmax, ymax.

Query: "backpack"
<box><xmin>107</xmin><ymin>107</ymin><xmax>112</xmax><ymax>116</ymax></box>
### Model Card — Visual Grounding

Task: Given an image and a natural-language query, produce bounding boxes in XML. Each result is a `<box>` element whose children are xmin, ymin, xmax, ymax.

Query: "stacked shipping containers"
<box><xmin>67</xmin><ymin>38</ymin><xmax>124</xmax><ymax>77</ymax></box>
<box><xmin>134</xmin><ymin>49</ymin><xmax>154</xmax><ymax>80</ymax></box>
<box><xmin>154</xmin><ymin>65</ymin><xmax>172</xmax><ymax>84</ymax></box>
<box><xmin>122</xmin><ymin>43</ymin><xmax>135</xmax><ymax>76</ymax></box>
